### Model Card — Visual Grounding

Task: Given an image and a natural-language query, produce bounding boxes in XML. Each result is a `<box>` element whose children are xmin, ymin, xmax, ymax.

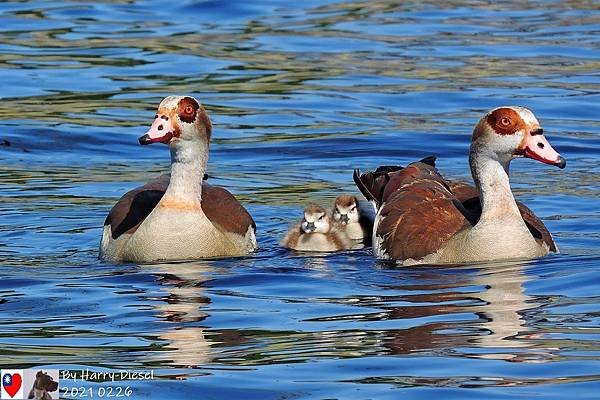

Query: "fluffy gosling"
<box><xmin>331</xmin><ymin>195</ymin><xmax>373</xmax><ymax>247</ymax></box>
<box><xmin>281</xmin><ymin>204</ymin><xmax>351</xmax><ymax>252</ymax></box>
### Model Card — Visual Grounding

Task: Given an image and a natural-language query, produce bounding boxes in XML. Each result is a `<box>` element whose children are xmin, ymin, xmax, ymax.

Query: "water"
<box><xmin>0</xmin><ymin>0</ymin><xmax>599</xmax><ymax>399</ymax></box>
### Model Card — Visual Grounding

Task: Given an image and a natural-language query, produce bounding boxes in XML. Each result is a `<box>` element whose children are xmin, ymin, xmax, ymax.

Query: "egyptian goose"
<box><xmin>331</xmin><ymin>195</ymin><xmax>373</xmax><ymax>245</ymax></box>
<box><xmin>100</xmin><ymin>96</ymin><xmax>257</xmax><ymax>262</ymax></box>
<box><xmin>354</xmin><ymin>106</ymin><xmax>565</xmax><ymax>265</ymax></box>
<box><xmin>281</xmin><ymin>204</ymin><xmax>352</xmax><ymax>252</ymax></box>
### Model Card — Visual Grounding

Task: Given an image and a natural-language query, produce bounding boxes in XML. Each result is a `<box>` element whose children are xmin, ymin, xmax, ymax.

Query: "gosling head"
<box><xmin>332</xmin><ymin>195</ymin><xmax>360</xmax><ymax>225</ymax></box>
<box><xmin>301</xmin><ymin>205</ymin><xmax>331</xmax><ymax>233</ymax></box>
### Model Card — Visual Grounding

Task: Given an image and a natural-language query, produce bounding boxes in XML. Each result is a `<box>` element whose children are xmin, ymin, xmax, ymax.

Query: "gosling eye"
<box><xmin>350</xmin><ymin>206</ymin><xmax>356</xmax><ymax>212</ymax></box>
<box><xmin>318</xmin><ymin>215</ymin><xmax>324</xmax><ymax>221</ymax></box>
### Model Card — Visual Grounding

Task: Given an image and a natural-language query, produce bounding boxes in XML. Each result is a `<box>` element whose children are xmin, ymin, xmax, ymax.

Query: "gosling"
<box><xmin>281</xmin><ymin>204</ymin><xmax>351</xmax><ymax>252</ymax></box>
<box><xmin>331</xmin><ymin>195</ymin><xmax>373</xmax><ymax>246</ymax></box>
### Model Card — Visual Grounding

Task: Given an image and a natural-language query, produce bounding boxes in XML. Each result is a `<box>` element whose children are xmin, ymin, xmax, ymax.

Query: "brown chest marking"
<box><xmin>158</xmin><ymin>198</ymin><xmax>202</xmax><ymax>212</ymax></box>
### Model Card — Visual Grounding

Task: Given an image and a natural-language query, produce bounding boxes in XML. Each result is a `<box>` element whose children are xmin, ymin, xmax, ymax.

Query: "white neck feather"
<box><xmin>164</xmin><ymin>138</ymin><xmax>208</xmax><ymax>202</ymax></box>
<box><xmin>469</xmin><ymin>143</ymin><xmax>522</xmax><ymax>224</ymax></box>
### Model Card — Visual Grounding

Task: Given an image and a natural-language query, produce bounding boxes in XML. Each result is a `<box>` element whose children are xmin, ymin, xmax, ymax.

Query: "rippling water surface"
<box><xmin>0</xmin><ymin>1</ymin><xmax>599</xmax><ymax>399</ymax></box>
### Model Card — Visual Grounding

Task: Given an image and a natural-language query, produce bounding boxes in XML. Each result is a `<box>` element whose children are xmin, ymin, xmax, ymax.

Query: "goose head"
<box><xmin>301</xmin><ymin>205</ymin><xmax>331</xmax><ymax>233</ymax></box>
<box><xmin>471</xmin><ymin>106</ymin><xmax>565</xmax><ymax>169</ymax></box>
<box><xmin>332</xmin><ymin>195</ymin><xmax>360</xmax><ymax>225</ymax></box>
<box><xmin>138</xmin><ymin>96</ymin><xmax>212</xmax><ymax>147</ymax></box>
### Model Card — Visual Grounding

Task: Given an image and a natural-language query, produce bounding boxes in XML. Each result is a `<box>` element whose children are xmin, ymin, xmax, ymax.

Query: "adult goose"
<box><xmin>354</xmin><ymin>106</ymin><xmax>565</xmax><ymax>265</ymax></box>
<box><xmin>100</xmin><ymin>96</ymin><xmax>257</xmax><ymax>263</ymax></box>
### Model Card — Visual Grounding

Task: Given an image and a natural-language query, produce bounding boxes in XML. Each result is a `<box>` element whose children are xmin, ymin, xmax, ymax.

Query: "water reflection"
<box><xmin>471</xmin><ymin>263</ymin><xmax>536</xmax><ymax>351</ymax></box>
<box><xmin>204</xmin><ymin>260</ymin><xmax>555</xmax><ymax>366</ymax></box>
<box><xmin>141</xmin><ymin>262</ymin><xmax>214</xmax><ymax>367</ymax></box>
<box><xmin>382</xmin><ymin>261</ymin><xmax>547</xmax><ymax>360</ymax></box>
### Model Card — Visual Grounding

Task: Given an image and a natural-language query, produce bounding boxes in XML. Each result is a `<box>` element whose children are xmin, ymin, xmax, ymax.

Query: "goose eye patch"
<box><xmin>177</xmin><ymin>97</ymin><xmax>200</xmax><ymax>123</ymax></box>
<box><xmin>486</xmin><ymin>108</ymin><xmax>525</xmax><ymax>135</ymax></box>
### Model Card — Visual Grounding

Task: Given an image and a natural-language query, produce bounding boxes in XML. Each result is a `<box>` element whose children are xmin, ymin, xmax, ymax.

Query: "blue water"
<box><xmin>0</xmin><ymin>1</ymin><xmax>599</xmax><ymax>399</ymax></box>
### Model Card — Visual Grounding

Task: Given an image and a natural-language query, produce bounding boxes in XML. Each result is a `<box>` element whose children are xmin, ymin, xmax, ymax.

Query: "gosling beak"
<box><xmin>304</xmin><ymin>222</ymin><xmax>316</xmax><ymax>233</ymax></box>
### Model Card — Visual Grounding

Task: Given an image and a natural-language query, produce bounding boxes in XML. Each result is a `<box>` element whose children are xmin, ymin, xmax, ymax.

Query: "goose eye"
<box><xmin>350</xmin><ymin>206</ymin><xmax>356</xmax><ymax>212</ymax></box>
<box><xmin>318</xmin><ymin>215</ymin><xmax>324</xmax><ymax>221</ymax></box>
<box><xmin>177</xmin><ymin>97</ymin><xmax>199</xmax><ymax>123</ymax></box>
<box><xmin>500</xmin><ymin>117</ymin><xmax>511</xmax><ymax>126</ymax></box>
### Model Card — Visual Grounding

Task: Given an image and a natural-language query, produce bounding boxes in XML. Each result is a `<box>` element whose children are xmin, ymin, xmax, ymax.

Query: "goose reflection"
<box><xmin>381</xmin><ymin>260</ymin><xmax>549</xmax><ymax>362</ymax></box>
<box><xmin>470</xmin><ymin>261</ymin><xmax>535</xmax><ymax>354</ymax></box>
<box><xmin>141</xmin><ymin>261</ymin><xmax>215</xmax><ymax>367</ymax></box>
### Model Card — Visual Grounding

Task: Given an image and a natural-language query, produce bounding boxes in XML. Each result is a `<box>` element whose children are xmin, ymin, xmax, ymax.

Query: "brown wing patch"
<box><xmin>353</xmin><ymin>168</ymin><xmax>396</xmax><ymax>208</ymax></box>
<box><xmin>353</xmin><ymin>157</ymin><xmax>435</xmax><ymax>208</ymax></box>
<box><xmin>105</xmin><ymin>174</ymin><xmax>169</xmax><ymax>239</ymax></box>
<box><xmin>201</xmin><ymin>183</ymin><xmax>256</xmax><ymax>236</ymax></box>
<box><xmin>446</xmin><ymin>180</ymin><xmax>479</xmax><ymax>202</ymax></box>
<box><xmin>376</xmin><ymin>162</ymin><xmax>470</xmax><ymax>261</ymax></box>
<box><xmin>516</xmin><ymin>202</ymin><xmax>557</xmax><ymax>252</ymax></box>
<box><xmin>381</xmin><ymin>163</ymin><xmax>444</xmax><ymax>204</ymax></box>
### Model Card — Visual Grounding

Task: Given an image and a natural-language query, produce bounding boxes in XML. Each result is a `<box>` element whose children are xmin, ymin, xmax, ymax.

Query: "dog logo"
<box><xmin>1</xmin><ymin>370</ymin><xmax>24</xmax><ymax>399</ymax></box>
<box><xmin>26</xmin><ymin>371</ymin><xmax>58</xmax><ymax>400</ymax></box>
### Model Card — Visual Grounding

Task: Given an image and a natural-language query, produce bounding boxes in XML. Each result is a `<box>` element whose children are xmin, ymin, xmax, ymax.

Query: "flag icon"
<box><xmin>1</xmin><ymin>370</ymin><xmax>24</xmax><ymax>399</ymax></box>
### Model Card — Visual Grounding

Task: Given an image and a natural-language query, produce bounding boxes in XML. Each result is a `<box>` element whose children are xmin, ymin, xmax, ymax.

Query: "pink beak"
<box><xmin>138</xmin><ymin>115</ymin><xmax>175</xmax><ymax>145</ymax></box>
<box><xmin>519</xmin><ymin>128</ymin><xmax>566</xmax><ymax>169</ymax></box>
